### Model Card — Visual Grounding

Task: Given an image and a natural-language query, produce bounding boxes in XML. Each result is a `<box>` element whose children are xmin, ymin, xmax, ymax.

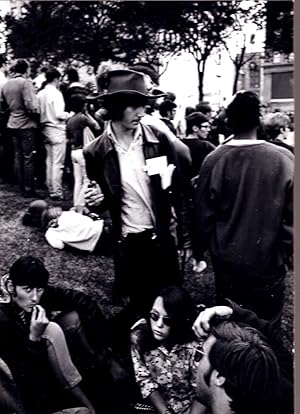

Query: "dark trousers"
<box><xmin>211</xmin><ymin>256</ymin><xmax>286</xmax><ymax>323</ymax></box>
<box><xmin>114</xmin><ymin>230</ymin><xmax>181</xmax><ymax>317</ymax></box>
<box><xmin>0</xmin><ymin>129</ymin><xmax>15</xmax><ymax>183</ymax></box>
<box><xmin>55</xmin><ymin>311</ymin><xmax>134</xmax><ymax>412</ymax></box>
<box><xmin>9</xmin><ymin>128</ymin><xmax>36</xmax><ymax>193</ymax></box>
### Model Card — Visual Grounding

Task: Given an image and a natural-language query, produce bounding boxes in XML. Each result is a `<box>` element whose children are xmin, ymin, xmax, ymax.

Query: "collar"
<box><xmin>12</xmin><ymin>73</ymin><xmax>26</xmax><ymax>79</ymax></box>
<box><xmin>99</xmin><ymin>122</ymin><xmax>160</xmax><ymax>158</ymax></box>
<box><xmin>69</xmin><ymin>82</ymin><xmax>84</xmax><ymax>88</ymax></box>
<box><xmin>107</xmin><ymin>121</ymin><xmax>142</xmax><ymax>146</ymax></box>
<box><xmin>225</xmin><ymin>139</ymin><xmax>266</xmax><ymax>146</ymax></box>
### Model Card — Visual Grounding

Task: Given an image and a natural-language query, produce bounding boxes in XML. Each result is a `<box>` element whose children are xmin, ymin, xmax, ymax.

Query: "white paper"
<box><xmin>145</xmin><ymin>156</ymin><xmax>168</xmax><ymax>176</ymax></box>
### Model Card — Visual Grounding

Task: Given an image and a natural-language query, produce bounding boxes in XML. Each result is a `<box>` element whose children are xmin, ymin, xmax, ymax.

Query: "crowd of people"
<box><xmin>0</xmin><ymin>56</ymin><xmax>294</xmax><ymax>414</ymax></box>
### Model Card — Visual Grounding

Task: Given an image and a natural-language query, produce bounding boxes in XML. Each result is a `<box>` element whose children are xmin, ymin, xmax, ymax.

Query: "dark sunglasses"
<box><xmin>150</xmin><ymin>311</ymin><xmax>172</xmax><ymax>327</ymax></box>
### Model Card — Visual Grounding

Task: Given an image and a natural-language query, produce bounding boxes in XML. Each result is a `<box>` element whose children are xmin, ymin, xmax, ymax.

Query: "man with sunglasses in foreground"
<box><xmin>192</xmin><ymin>303</ymin><xmax>293</xmax><ymax>414</ymax></box>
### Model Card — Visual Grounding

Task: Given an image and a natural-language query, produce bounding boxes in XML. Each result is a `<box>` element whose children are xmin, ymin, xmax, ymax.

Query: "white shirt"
<box><xmin>107</xmin><ymin>122</ymin><xmax>155</xmax><ymax>236</ymax></box>
<box><xmin>45</xmin><ymin>211</ymin><xmax>103</xmax><ymax>252</ymax></box>
<box><xmin>37</xmin><ymin>84</ymin><xmax>70</xmax><ymax>130</ymax></box>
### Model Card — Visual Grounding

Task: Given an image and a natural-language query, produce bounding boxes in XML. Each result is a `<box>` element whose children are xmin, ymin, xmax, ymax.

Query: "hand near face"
<box><xmin>29</xmin><ymin>305</ymin><xmax>49</xmax><ymax>342</ymax></box>
<box><xmin>84</xmin><ymin>181</ymin><xmax>104</xmax><ymax>207</ymax></box>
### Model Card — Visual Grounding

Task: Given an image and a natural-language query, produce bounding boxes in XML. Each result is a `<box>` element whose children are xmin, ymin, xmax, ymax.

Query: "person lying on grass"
<box><xmin>22</xmin><ymin>200</ymin><xmax>112</xmax><ymax>254</ymax></box>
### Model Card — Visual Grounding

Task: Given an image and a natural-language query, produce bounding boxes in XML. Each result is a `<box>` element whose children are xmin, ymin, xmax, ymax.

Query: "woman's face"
<box><xmin>150</xmin><ymin>296</ymin><xmax>171</xmax><ymax>342</ymax></box>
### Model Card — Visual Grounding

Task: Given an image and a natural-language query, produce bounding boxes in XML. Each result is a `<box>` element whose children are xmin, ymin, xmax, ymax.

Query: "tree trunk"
<box><xmin>232</xmin><ymin>65</ymin><xmax>240</xmax><ymax>94</ymax></box>
<box><xmin>232</xmin><ymin>46</ymin><xmax>246</xmax><ymax>94</ymax></box>
<box><xmin>196</xmin><ymin>59</ymin><xmax>206</xmax><ymax>101</ymax></box>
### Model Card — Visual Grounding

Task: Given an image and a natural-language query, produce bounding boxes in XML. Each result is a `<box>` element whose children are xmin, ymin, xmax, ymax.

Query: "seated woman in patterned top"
<box><xmin>130</xmin><ymin>286</ymin><xmax>207</xmax><ymax>414</ymax></box>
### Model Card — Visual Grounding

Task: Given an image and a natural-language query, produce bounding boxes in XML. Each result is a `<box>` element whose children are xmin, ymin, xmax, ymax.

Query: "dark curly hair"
<box><xmin>209</xmin><ymin>321</ymin><xmax>281</xmax><ymax>414</ymax></box>
<box><xmin>226</xmin><ymin>91</ymin><xmax>261</xmax><ymax>134</ymax></box>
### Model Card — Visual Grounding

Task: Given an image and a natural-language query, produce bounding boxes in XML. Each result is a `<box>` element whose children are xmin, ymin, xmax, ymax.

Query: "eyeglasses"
<box><xmin>200</xmin><ymin>124</ymin><xmax>211</xmax><ymax>129</ymax></box>
<box><xmin>150</xmin><ymin>311</ymin><xmax>172</xmax><ymax>327</ymax></box>
<box><xmin>194</xmin><ymin>346</ymin><xmax>208</xmax><ymax>362</ymax></box>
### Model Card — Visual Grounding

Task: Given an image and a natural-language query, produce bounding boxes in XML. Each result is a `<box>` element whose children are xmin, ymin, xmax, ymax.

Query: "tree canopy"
<box><xmin>265</xmin><ymin>0</ymin><xmax>293</xmax><ymax>55</ymax></box>
<box><xmin>4</xmin><ymin>1</ymin><xmax>267</xmax><ymax>100</ymax></box>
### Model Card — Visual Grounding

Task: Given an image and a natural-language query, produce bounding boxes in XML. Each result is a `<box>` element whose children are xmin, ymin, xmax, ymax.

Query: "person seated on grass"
<box><xmin>0</xmin><ymin>353</ymin><xmax>91</xmax><ymax>414</ymax></box>
<box><xmin>192</xmin><ymin>304</ymin><xmax>293</xmax><ymax>414</ymax></box>
<box><xmin>0</xmin><ymin>256</ymin><xmax>133</xmax><ymax>413</ymax></box>
<box><xmin>0</xmin><ymin>256</ymin><xmax>95</xmax><ymax>414</ymax></box>
<box><xmin>130</xmin><ymin>286</ymin><xmax>207</xmax><ymax>414</ymax></box>
<box><xmin>22</xmin><ymin>199</ymin><xmax>112</xmax><ymax>255</ymax></box>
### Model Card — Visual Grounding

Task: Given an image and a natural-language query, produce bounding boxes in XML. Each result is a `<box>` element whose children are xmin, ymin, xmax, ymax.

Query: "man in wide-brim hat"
<box><xmin>83</xmin><ymin>69</ymin><xmax>192</xmax><ymax>317</ymax></box>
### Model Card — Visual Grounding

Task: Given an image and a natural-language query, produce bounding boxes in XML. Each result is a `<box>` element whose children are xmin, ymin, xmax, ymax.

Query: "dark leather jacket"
<box><xmin>84</xmin><ymin>123</ymin><xmax>192</xmax><ymax>248</ymax></box>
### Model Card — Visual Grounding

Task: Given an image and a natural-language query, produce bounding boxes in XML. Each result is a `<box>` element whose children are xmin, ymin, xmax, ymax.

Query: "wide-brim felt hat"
<box><xmin>93</xmin><ymin>69</ymin><xmax>166</xmax><ymax>100</ymax></box>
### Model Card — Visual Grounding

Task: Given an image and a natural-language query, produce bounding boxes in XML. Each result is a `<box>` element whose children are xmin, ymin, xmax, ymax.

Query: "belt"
<box><xmin>122</xmin><ymin>229</ymin><xmax>157</xmax><ymax>242</ymax></box>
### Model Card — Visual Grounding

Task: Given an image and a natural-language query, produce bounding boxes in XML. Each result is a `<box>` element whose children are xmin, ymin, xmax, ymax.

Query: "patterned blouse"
<box><xmin>131</xmin><ymin>340</ymin><xmax>201</xmax><ymax>414</ymax></box>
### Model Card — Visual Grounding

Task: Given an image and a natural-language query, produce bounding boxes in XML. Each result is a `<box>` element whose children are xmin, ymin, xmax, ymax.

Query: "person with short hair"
<box><xmin>67</xmin><ymin>94</ymin><xmax>100</xmax><ymax>211</ymax></box>
<box><xmin>193</xmin><ymin>91</ymin><xmax>294</xmax><ymax>323</ymax></box>
<box><xmin>84</xmin><ymin>69</ymin><xmax>192</xmax><ymax>315</ymax></box>
<box><xmin>1</xmin><ymin>58</ymin><xmax>39</xmax><ymax>197</ymax></box>
<box><xmin>182</xmin><ymin>112</ymin><xmax>215</xmax><ymax>179</ymax></box>
<box><xmin>38</xmin><ymin>67</ymin><xmax>72</xmax><ymax>200</ymax></box>
<box><xmin>194</xmin><ymin>320</ymin><xmax>281</xmax><ymax>414</ymax></box>
<box><xmin>158</xmin><ymin>99</ymin><xmax>177</xmax><ymax>135</ymax></box>
<box><xmin>130</xmin><ymin>286</ymin><xmax>206</xmax><ymax>414</ymax></box>
<box><xmin>0</xmin><ymin>256</ymin><xmax>96</xmax><ymax>414</ymax></box>
<box><xmin>195</xmin><ymin>102</ymin><xmax>212</xmax><ymax>120</ymax></box>
<box><xmin>64</xmin><ymin>68</ymin><xmax>89</xmax><ymax>111</ymax></box>
<box><xmin>262</xmin><ymin>112</ymin><xmax>294</xmax><ymax>152</ymax></box>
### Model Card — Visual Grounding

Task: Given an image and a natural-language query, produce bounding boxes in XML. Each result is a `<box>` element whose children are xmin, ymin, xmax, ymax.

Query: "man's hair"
<box><xmin>262</xmin><ymin>112</ymin><xmax>291</xmax><ymax>141</ymax></box>
<box><xmin>209</xmin><ymin>321</ymin><xmax>280</xmax><ymax>414</ymax></box>
<box><xmin>164</xmin><ymin>91</ymin><xmax>176</xmax><ymax>102</ymax></box>
<box><xmin>13</xmin><ymin>59</ymin><xmax>29</xmax><ymax>75</ymax></box>
<box><xmin>66</xmin><ymin>68</ymin><xmax>79</xmax><ymax>83</ymax></box>
<box><xmin>226</xmin><ymin>91</ymin><xmax>261</xmax><ymax>134</ymax></box>
<box><xmin>195</xmin><ymin>101</ymin><xmax>212</xmax><ymax>116</ymax></box>
<box><xmin>186</xmin><ymin>111</ymin><xmax>210</xmax><ymax>135</ymax></box>
<box><xmin>69</xmin><ymin>93</ymin><xmax>87</xmax><ymax>113</ymax></box>
<box><xmin>9</xmin><ymin>256</ymin><xmax>49</xmax><ymax>288</ymax></box>
<box><xmin>102</xmin><ymin>94</ymin><xmax>148</xmax><ymax>121</ymax></box>
<box><xmin>45</xmin><ymin>67</ymin><xmax>61</xmax><ymax>83</ymax></box>
<box><xmin>159</xmin><ymin>99</ymin><xmax>177</xmax><ymax>118</ymax></box>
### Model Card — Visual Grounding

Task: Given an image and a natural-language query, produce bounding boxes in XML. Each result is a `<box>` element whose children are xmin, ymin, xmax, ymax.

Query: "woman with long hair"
<box><xmin>130</xmin><ymin>286</ymin><xmax>207</xmax><ymax>414</ymax></box>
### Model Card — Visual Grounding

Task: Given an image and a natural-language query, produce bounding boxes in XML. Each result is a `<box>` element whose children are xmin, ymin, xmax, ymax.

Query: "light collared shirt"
<box><xmin>37</xmin><ymin>84</ymin><xmax>70</xmax><ymax>130</ymax></box>
<box><xmin>107</xmin><ymin>122</ymin><xmax>155</xmax><ymax>236</ymax></box>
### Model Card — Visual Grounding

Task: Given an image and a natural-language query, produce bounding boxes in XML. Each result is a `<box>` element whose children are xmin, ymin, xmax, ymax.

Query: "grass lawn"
<box><xmin>0</xmin><ymin>181</ymin><xmax>294</xmax><ymax>354</ymax></box>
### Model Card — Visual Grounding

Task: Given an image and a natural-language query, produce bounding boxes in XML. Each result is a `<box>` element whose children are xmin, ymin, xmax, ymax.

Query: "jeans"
<box><xmin>71</xmin><ymin>149</ymin><xmax>89</xmax><ymax>209</ymax></box>
<box><xmin>9</xmin><ymin>128</ymin><xmax>36</xmax><ymax>193</ymax></box>
<box><xmin>43</xmin><ymin>126</ymin><xmax>67</xmax><ymax>197</ymax></box>
<box><xmin>42</xmin><ymin>321</ymin><xmax>82</xmax><ymax>390</ymax></box>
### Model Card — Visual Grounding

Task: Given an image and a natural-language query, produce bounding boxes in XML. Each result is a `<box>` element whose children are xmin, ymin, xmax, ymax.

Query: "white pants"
<box><xmin>43</xmin><ymin>126</ymin><xmax>67</xmax><ymax>197</ymax></box>
<box><xmin>71</xmin><ymin>149</ymin><xmax>89</xmax><ymax>208</ymax></box>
